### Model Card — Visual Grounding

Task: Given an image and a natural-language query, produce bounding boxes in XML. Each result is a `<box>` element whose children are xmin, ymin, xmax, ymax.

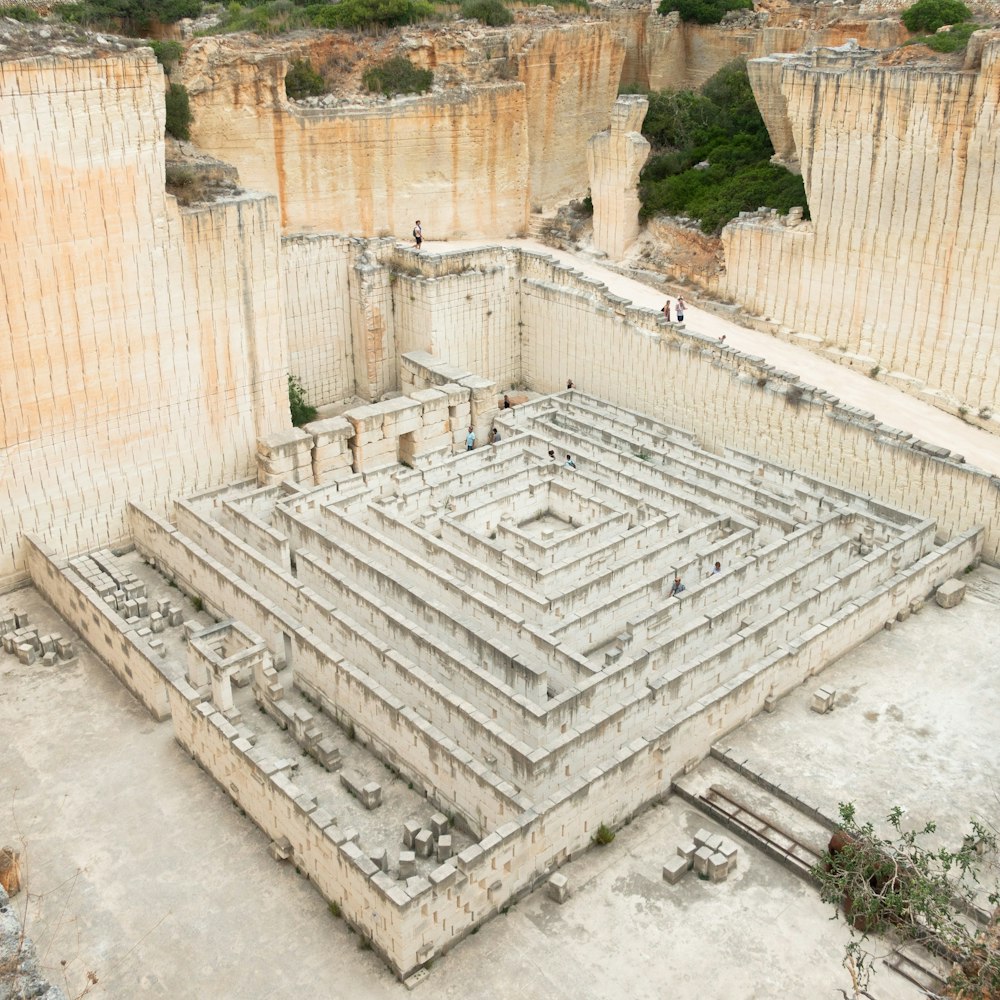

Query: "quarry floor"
<box><xmin>3</xmin><ymin>563</ymin><xmax>999</xmax><ymax>1000</ymax></box>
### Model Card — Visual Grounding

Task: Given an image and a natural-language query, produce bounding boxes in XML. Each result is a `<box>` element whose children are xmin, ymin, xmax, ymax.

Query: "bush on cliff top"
<box><xmin>362</xmin><ymin>56</ymin><xmax>433</xmax><ymax>97</ymax></box>
<box><xmin>285</xmin><ymin>58</ymin><xmax>326</xmax><ymax>99</ymax></box>
<box><xmin>635</xmin><ymin>59</ymin><xmax>808</xmax><ymax>234</ymax></box>
<box><xmin>4</xmin><ymin>5</ymin><xmax>41</xmax><ymax>21</ymax></box>
<box><xmin>904</xmin><ymin>19</ymin><xmax>976</xmax><ymax>50</ymax></box>
<box><xmin>658</xmin><ymin>0</ymin><xmax>751</xmax><ymax>26</ymax></box>
<box><xmin>461</xmin><ymin>0</ymin><xmax>513</xmax><ymax>26</ymax></box>
<box><xmin>306</xmin><ymin>0</ymin><xmax>436</xmax><ymax>29</ymax></box>
<box><xmin>55</xmin><ymin>0</ymin><xmax>202</xmax><ymax>33</ymax></box>
<box><xmin>901</xmin><ymin>0</ymin><xmax>971</xmax><ymax>32</ymax></box>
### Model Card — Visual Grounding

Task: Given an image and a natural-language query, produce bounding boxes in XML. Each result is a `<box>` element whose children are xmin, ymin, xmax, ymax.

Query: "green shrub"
<box><xmin>149</xmin><ymin>39</ymin><xmax>184</xmax><ymax>71</ymax></box>
<box><xmin>54</xmin><ymin>0</ymin><xmax>201</xmax><ymax>33</ymax></box>
<box><xmin>658</xmin><ymin>0</ymin><xmax>751</xmax><ymax>26</ymax></box>
<box><xmin>904</xmin><ymin>18</ymin><xmax>977</xmax><ymax>50</ymax></box>
<box><xmin>4</xmin><ymin>5</ymin><xmax>41</xmax><ymax>21</ymax></box>
<box><xmin>164</xmin><ymin>82</ymin><xmax>192</xmax><ymax>139</ymax></box>
<box><xmin>206</xmin><ymin>0</ymin><xmax>312</xmax><ymax>34</ymax></box>
<box><xmin>362</xmin><ymin>56</ymin><xmax>433</xmax><ymax>97</ymax></box>
<box><xmin>305</xmin><ymin>0</ymin><xmax>435</xmax><ymax>29</ymax></box>
<box><xmin>288</xmin><ymin>374</ymin><xmax>317</xmax><ymax>427</ymax></box>
<box><xmin>901</xmin><ymin>0</ymin><xmax>970</xmax><ymax>31</ymax></box>
<box><xmin>592</xmin><ymin>822</ymin><xmax>616</xmax><ymax>846</ymax></box>
<box><xmin>285</xmin><ymin>58</ymin><xmax>326</xmax><ymax>99</ymax></box>
<box><xmin>461</xmin><ymin>0</ymin><xmax>513</xmax><ymax>25</ymax></box>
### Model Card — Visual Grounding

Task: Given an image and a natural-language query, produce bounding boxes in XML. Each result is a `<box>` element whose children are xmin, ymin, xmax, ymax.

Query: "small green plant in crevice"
<box><xmin>191</xmin><ymin>595</ymin><xmax>204</xmax><ymax>612</ymax></box>
<box><xmin>346</xmin><ymin>720</ymin><xmax>356</xmax><ymax>741</ymax></box>
<box><xmin>868</xmin><ymin>364</ymin><xmax>881</xmax><ymax>378</ymax></box>
<box><xmin>288</xmin><ymin>374</ymin><xmax>317</xmax><ymax>427</ymax></box>
<box><xmin>329</xmin><ymin>900</ymin><xmax>342</xmax><ymax>918</ymax></box>
<box><xmin>285</xmin><ymin>58</ymin><xmax>326</xmax><ymax>101</ymax></box>
<box><xmin>592</xmin><ymin>822</ymin><xmax>616</xmax><ymax>846</ymax></box>
<box><xmin>358</xmin><ymin>937</ymin><xmax>372</xmax><ymax>951</ymax></box>
<box><xmin>636</xmin><ymin>449</ymin><xmax>652</xmax><ymax>461</ymax></box>
<box><xmin>362</xmin><ymin>56</ymin><xmax>433</xmax><ymax>98</ymax></box>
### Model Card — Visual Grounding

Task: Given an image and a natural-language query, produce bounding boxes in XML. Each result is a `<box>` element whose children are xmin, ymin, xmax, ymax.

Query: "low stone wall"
<box><xmin>23</xmin><ymin>535</ymin><xmax>172</xmax><ymax>720</ymax></box>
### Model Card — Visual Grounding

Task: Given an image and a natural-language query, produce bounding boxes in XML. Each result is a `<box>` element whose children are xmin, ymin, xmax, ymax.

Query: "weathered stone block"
<box><xmin>547</xmin><ymin>872</ymin><xmax>569</xmax><ymax>903</ymax></box>
<box><xmin>398</xmin><ymin>851</ymin><xmax>416</xmax><ymax>878</ymax></box>
<box><xmin>662</xmin><ymin>855</ymin><xmax>688</xmax><ymax>884</ymax></box>
<box><xmin>414</xmin><ymin>829</ymin><xmax>434</xmax><ymax>858</ymax></box>
<box><xmin>935</xmin><ymin>579</ymin><xmax>966</xmax><ymax>608</ymax></box>
<box><xmin>811</xmin><ymin>687</ymin><xmax>835</xmax><ymax>714</ymax></box>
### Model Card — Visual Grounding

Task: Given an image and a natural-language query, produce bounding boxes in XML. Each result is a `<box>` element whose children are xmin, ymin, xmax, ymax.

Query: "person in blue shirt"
<box><xmin>670</xmin><ymin>577</ymin><xmax>685</xmax><ymax>597</ymax></box>
<box><xmin>565</xmin><ymin>454</ymin><xmax>576</xmax><ymax>469</ymax></box>
<box><xmin>466</xmin><ymin>427</ymin><xmax>476</xmax><ymax>450</ymax></box>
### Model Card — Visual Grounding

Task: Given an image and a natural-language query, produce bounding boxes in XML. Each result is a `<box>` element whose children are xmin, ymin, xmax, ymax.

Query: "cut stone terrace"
<box><xmin>130</xmin><ymin>390</ymin><xmax>979</xmax><ymax>826</ymax></box>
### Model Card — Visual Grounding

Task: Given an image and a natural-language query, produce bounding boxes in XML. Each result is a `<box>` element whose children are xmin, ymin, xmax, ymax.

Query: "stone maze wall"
<box><xmin>25</xmin><ymin>387</ymin><xmax>982</xmax><ymax>978</ymax></box>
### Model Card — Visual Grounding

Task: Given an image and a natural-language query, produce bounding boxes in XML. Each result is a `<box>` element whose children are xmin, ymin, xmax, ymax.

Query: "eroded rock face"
<box><xmin>721</xmin><ymin>36</ymin><xmax>1000</xmax><ymax>418</ymax></box>
<box><xmin>178</xmin><ymin>21</ymin><xmax>625</xmax><ymax>236</ymax></box>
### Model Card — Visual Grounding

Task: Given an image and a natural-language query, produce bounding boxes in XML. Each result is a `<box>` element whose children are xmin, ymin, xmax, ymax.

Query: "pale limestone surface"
<box><xmin>730</xmin><ymin>39</ymin><xmax>1000</xmax><ymax>418</ymax></box>
<box><xmin>587</xmin><ymin>95</ymin><xmax>650</xmax><ymax>260</ymax></box>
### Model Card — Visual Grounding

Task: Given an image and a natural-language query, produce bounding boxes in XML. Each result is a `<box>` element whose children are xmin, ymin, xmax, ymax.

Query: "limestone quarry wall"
<box><xmin>515</xmin><ymin>22</ymin><xmax>626</xmax><ymax>211</ymax></box>
<box><xmin>282</xmin><ymin>234</ymin><xmax>357</xmax><ymax>404</ymax></box>
<box><xmin>183</xmin><ymin>41</ymin><xmax>530</xmax><ymax>237</ymax></box>
<box><xmin>613</xmin><ymin>10</ymin><xmax>908</xmax><ymax>93</ymax></box>
<box><xmin>724</xmin><ymin>42</ymin><xmax>1000</xmax><ymax>416</ymax></box>
<box><xmin>0</xmin><ymin>49</ymin><xmax>290</xmax><ymax>589</ymax></box>
<box><xmin>388</xmin><ymin>248</ymin><xmax>522</xmax><ymax>389</ymax></box>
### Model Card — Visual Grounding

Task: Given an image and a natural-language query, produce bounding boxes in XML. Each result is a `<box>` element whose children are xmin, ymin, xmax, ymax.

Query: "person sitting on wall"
<box><xmin>565</xmin><ymin>454</ymin><xmax>577</xmax><ymax>469</ymax></box>
<box><xmin>548</xmin><ymin>448</ymin><xmax>557</xmax><ymax>461</ymax></box>
<box><xmin>709</xmin><ymin>560</ymin><xmax>722</xmax><ymax>575</ymax></box>
<box><xmin>669</xmin><ymin>577</ymin><xmax>685</xmax><ymax>597</ymax></box>
<box><xmin>503</xmin><ymin>394</ymin><xmax>512</xmax><ymax>409</ymax></box>
<box><xmin>466</xmin><ymin>426</ymin><xmax>476</xmax><ymax>451</ymax></box>
<box><xmin>488</xmin><ymin>427</ymin><xmax>501</xmax><ymax>445</ymax></box>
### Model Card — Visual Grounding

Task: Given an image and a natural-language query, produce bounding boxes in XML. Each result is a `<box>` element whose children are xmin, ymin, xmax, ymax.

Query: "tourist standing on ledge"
<box><xmin>488</xmin><ymin>427</ymin><xmax>501</xmax><ymax>446</ymax></box>
<box><xmin>466</xmin><ymin>426</ymin><xmax>476</xmax><ymax>450</ymax></box>
<box><xmin>565</xmin><ymin>454</ymin><xmax>576</xmax><ymax>469</ymax></box>
<box><xmin>503</xmin><ymin>394</ymin><xmax>511</xmax><ymax>409</ymax></box>
<box><xmin>566</xmin><ymin>378</ymin><xmax>574</xmax><ymax>390</ymax></box>
<box><xmin>662</xmin><ymin>299</ymin><xmax>672</xmax><ymax>322</ymax></box>
<box><xmin>413</xmin><ymin>220</ymin><xmax>422</xmax><ymax>249</ymax></box>
<box><xmin>676</xmin><ymin>297</ymin><xmax>685</xmax><ymax>323</ymax></box>
<box><xmin>670</xmin><ymin>577</ymin><xmax>685</xmax><ymax>597</ymax></box>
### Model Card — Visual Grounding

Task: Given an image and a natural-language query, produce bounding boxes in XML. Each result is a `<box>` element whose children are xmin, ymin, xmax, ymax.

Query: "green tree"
<box><xmin>658</xmin><ymin>0</ymin><xmax>751</xmax><ymax>26</ymax></box>
<box><xmin>164</xmin><ymin>83</ymin><xmax>192</xmax><ymax>140</ymax></box>
<box><xmin>814</xmin><ymin>802</ymin><xmax>999</xmax><ymax>999</ymax></box>
<box><xmin>901</xmin><ymin>0</ymin><xmax>971</xmax><ymax>32</ymax></box>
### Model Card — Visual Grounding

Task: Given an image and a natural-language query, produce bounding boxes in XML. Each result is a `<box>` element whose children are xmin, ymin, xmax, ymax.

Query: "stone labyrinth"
<box><xmin>75</xmin><ymin>389</ymin><xmax>974</xmax><ymax>973</ymax></box>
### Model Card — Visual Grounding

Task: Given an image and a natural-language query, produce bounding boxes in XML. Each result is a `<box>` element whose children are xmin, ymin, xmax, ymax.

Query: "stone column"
<box><xmin>587</xmin><ymin>95</ymin><xmax>651</xmax><ymax>260</ymax></box>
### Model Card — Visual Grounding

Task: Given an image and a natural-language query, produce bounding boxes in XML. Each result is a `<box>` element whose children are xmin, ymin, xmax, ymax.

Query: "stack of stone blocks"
<box><xmin>663</xmin><ymin>828</ymin><xmax>740</xmax><ymax>884</ymax></box>
<box><xmin>1</xmin><ymin>611</ymin><xmax>75</xmax><ymax>666</ymax></box>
